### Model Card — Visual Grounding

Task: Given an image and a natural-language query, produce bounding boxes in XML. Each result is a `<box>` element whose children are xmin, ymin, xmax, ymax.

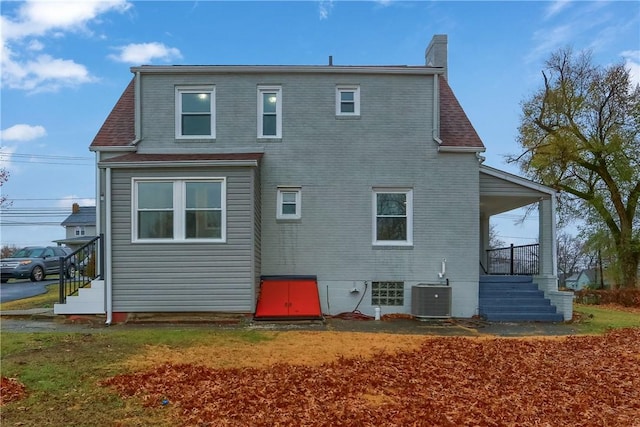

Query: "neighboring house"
<box><xmin>54</xmin><ymin>203</ymin><xmax>97</xmax><ymax>251</ymax></box>
<box><xmin>55</xmin><ymin>34</ymin><xmax>573</xmax><ymax>321</ymax></box>
<box><xmin>565</xmin><ymin>268</ymin><xmax>609</xmax><ymax>290</ymax></box>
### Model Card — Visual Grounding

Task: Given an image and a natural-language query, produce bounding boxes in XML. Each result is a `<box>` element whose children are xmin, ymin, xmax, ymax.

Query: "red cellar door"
<box><xmin>254</xmin><ymin>276</ymin><xmax>323</xmax><ymax>320</ymax></box>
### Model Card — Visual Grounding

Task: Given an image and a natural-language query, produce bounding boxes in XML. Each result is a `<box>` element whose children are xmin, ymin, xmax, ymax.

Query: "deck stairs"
<box><xmin>479</xmin><ymin>275</ymin><xmax>563</xmax><ymax>322</ymax></box>
<box><xmin>54</xmin><ymin>279</ymin><xmax>106</xmax><ymax>315</ymax></box>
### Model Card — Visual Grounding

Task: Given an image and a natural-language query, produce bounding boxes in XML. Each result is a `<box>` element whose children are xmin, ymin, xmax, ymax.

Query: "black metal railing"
<box><xmin>486</xmin><ymin>243</ymin><xmax>539</xmax><ymax>275</ymax></box>
<box><xmin>58</xmin><ymin>234</ymin><xmax>104</xmax><ymax>304</ymax></box>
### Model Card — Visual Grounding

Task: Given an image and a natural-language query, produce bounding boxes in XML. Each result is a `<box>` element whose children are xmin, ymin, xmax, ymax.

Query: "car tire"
<box><xmin>31</xmin><ymin>266</ymin><xmax>45</xmax><ymax>282</ymax></box>
<box><xmin>66</xmin><ymin>264</ymin><xmax>77</xmax><ymax>278</ymax></box>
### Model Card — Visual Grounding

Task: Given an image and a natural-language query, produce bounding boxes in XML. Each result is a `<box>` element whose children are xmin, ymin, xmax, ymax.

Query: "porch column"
<box><xmin>479</xmin><ymin>214</ymin><xmax>490</xmax><ymax>274</ymax></box>
<box><xmin>537</xmin><ymin>196</ymin><xmax>557</xmax><ymax>279</ymax></box>
<box><xmin>536</xmin><ymin>195</ymin><xmax>574</xmax><ymax>321</ymax></box>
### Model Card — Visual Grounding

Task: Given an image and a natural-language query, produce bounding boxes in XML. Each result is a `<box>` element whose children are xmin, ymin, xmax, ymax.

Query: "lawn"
<box><xmin>0</xmin><ymin>282</ymin><xmax>60</xmax><ymax>311</ymax></box>
<box><xmin>1</xmin><ymin>308</ymin><xmax>639</xmax><ymax>426</ymax></box>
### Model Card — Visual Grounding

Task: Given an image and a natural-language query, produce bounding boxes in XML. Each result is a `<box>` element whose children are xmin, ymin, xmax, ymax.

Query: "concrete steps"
<box><xmin>479</xmin><ymin>276</ymin><xmax>563</xmax><ymax>322</ymax></box>
<box><xmin>54</xmin><ymin>280</ymin><xmax>106</xmax><ymax>315</ymax></box>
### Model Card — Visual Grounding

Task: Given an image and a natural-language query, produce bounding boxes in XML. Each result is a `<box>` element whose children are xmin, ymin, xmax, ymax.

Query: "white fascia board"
<box><xmin>98</xmin><ymin>160</ymin><xmax>259</xmax><ymax>169</ymax></box>
<box><xmin>480</xmin><ymin>164</ymin><xmax>556</xmax><ymax>195</ymax></box>
<box><xmin>438</xmin><ymin>146</ymin><xmax>486</xmax><ymax>153</ymax></box>
<box><xmin>89</xmin><ymin>146</ymin><xmax>137</xmax><ymax>153</ymax></box>
<box><xmin>131</xmin><ymin>65</ymin><xmax>445</xmax><ymax>76</ymax></box>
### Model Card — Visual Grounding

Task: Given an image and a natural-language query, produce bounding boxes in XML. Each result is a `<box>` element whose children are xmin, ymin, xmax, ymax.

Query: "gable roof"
<box><xmin>438</xmin><ymin>76</ymin><xmax>484</xmax><ymax>149</ymax></box>
<box><xmin>89</xmin><ymin>71</ymin><xmax>485</xmax><ymax>151</ymax></box>
<box><xmin>90</xmin><ymin>78</ymin><xmax>135</xmax><ymax>149</ymax></box>
<box><xmin>61</xmin><ymin>206</ymin><xmax>96</xmax><ymax>227</ymax></box>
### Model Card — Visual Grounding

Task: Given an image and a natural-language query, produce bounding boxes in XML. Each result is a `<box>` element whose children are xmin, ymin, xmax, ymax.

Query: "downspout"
<box><xmin>432</xmin><ymin>75</ymin><xmax>443</xmax><ymax>145</ymax></box>
<box><xmin>105</xmin><ymin>167</ymin><xmax>113</xmax><ymax>325</ymax></box>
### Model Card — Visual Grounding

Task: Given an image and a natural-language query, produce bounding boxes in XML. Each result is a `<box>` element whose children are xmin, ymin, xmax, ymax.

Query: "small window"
<box><xmin>373</xmin><ymin>188</ymin><xmax>413</xmax><ymax>246</ymax></box>
<box><xmin>75</xmin><ymin>226</ymin><xmax>86</xmax><ymax>236</ymax></box>
<box><xmin>372</xmin><ymin>281</ymin><xmax>404</xmax><ymax>306</ymax></box>
<box><xmin>175</xmin><ymin>86</ymin><xmax>215</xmax><ymax>139</ymax></box>
<box><xmin>133</xmin><ymin>178</ymin><xmax>226</xmax><ymax>242</ymax></box>
<box><xmin>258</xmin><ymin>86</ymin><xmax>282</xmax><ymax>138</ymax></box>
<box><xmin>336</xmin><ymin>86</ymin><xmax>360</xmax><ymax>116</ymax></box>
<box><xmin>277</xmin><ymin>187</ymin><xmax>301</xmax><ymax>220</ymax></box>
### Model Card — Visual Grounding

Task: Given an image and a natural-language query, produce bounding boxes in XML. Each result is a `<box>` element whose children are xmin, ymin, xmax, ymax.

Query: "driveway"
<box><xmin>0</xmin><ymin>279</ymin><xmax>57</xmax><ymax>303</ymax></box>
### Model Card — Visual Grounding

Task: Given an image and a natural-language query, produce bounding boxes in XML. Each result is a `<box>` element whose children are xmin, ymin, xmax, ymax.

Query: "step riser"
<box><xmin>480</xmin><ymin>284</ymin><xmax>539</xmax><ymax>292</ymax></box>
<box><xmin>480</xmin><ymin>306</ymin><xmax>558</xmax><ymax>314</ymax></box>
<box><xmin>480</xmin><ymin>276</ymin><xmax>534</xmax><ymax>284</ymax></box>
<box><xmin>480</xmin><ymin>292</ymin><xmax>545</xmax><ymax>300</ymax></box>
<box><xmin>483</xmin><ymin>313</ymin><xmax>564</xmax><ymax>322</ymax></box>
<box><xmin>480</xmin><ymin>298</ymin><xmax>551</xmax><ymax>306</ymax></box>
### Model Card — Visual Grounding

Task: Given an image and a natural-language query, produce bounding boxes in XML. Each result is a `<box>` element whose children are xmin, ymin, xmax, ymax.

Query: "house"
<box><xmin>54</xmin><ymin>35</ymin><xmax>573</xmax><ymax>322</ymax></box>
<box><xmin>54</xmin><ymin>203</ymin><xmax>97</xmax><ymax>251</ymax></box>
<box><xmin>565</xmin><ymin>268</ymin><xmax>609</xmax><ymax>290</ymax></box>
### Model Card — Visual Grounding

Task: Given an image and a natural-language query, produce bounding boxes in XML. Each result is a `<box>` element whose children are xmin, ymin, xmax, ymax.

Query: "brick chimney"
<box><xmin>425</xmin><ymin>34</ymin><xmax>448</xmax><ymax>80</ymax></box>
<box><xmin>72</xmin><ymin>203</ymin><xmax>80</xmax><ymax>213</ymax></box>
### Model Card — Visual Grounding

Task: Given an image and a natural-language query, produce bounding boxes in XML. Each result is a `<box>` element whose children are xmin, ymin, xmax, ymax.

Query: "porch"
<box><xmin>478</xmin><ymin>165</ymin><xmax>573</xmax><ymax>321</ymax></box>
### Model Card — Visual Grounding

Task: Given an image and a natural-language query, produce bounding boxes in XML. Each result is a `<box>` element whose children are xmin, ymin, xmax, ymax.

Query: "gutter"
<box><xmin>432</xmin><ymin>74</ymin><xmax>443</xmax><ymax>145</ymax></box>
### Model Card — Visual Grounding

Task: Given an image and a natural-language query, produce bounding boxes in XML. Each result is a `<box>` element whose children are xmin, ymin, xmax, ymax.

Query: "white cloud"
<box><xmin>2</xmin><ymin>0</ymin><xmax>131</xmax><ymax>41</ymax></box>
<box><xmin>108</xmin><ymin>42</ymin><xmax>182</xmax><ymax>64</ymax></box>
<box><xmin>1</xmin><ymin>0</ymin><xmax>132</xmax><ymax>92</ymax></box>
<box><xmin>621</xmin><ymin>50</ymin><xmax>640</xmax><ymax>86</ymax></box>
<box><xmin>319</xmin><ymin>0</ymin><xmax>333</xmax><ymax>20</ymax></box>
<box><xmin>544</xmin><ymin>0</ymin><xmax>571</xmax><ymax>20</ymax></box>
<box><xmin>0</xmin><ymin>124</ymin><xmax>47</xmax><ymax>141</ymax></box>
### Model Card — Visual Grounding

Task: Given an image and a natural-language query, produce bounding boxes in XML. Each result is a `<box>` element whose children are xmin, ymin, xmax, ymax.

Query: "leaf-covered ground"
<box><xmin>102</xmin><ymin>328</ymin><xmax>640</xmax><ymax>427</ymax></box>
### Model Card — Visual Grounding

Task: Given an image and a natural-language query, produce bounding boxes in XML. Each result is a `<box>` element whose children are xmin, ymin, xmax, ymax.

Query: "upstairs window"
<box><xmin>336</xmin><ymin>86</ymin><xmax>360</xmax><ymax>116</ymax></box>
<box><xmin>258</xmin><ymin>86</ymin><xmax>282</xmax><ymax>138</ymax></box>
<box><xmin>176</xmin><ymin>86</ymin><xmax>215</xmax><ymax>139</ymax></box>
<box><xmin>277</xmin><ymin>187</ymin><xmax>301</xmax><ymax>220</ymax></box>
<box><xmin>373</xmin><ymin>188</ymin><xmax>413</xmax><ymax>246</ymax></box>
<box><xmin>75</xmin><ymin>226</ymin><xmax>86</xmax><ymax>236</ymax></box>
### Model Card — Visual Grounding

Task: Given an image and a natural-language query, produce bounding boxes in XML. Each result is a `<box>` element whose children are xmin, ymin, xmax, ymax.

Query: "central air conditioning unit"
<box><xmin>411</xmin><ymin>284</ymin><xmax>451</xmax><ymax>318</ymax></box>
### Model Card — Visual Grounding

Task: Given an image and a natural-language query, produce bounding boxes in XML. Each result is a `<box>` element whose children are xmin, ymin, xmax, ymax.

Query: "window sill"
<box><xmin>132</xmin><ymin>239</ymin><xmax>227</xmax><ymax>244</ymax></box>
<box><xmin>175</xmin><ymin>138</ymin><xmax>216</xmax><ymax>143</ymax></box>
<box><xmin>372</xmin><ymin>244</ymin><xmax>414</xmax><ymax>250</ymax></box>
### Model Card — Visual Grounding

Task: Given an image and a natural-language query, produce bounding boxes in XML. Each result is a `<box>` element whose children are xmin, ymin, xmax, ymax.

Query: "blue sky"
<box><xmin>1</xmin><ymin>0</ymin><xmax>639</xmax><ymax>248</ymax></box>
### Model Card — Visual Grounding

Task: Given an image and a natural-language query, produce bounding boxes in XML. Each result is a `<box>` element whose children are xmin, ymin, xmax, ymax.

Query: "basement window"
<box><xmin>371</xmin><ymin>281</ymin><xmax>404</xmax><ymax>306</ymax></box>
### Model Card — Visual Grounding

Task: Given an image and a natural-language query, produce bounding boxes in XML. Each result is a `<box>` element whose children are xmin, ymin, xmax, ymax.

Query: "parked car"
<box><xmin>0</xmin><ymin>246</ymin><xmax>75</xmax><ymax>283</ymax></box>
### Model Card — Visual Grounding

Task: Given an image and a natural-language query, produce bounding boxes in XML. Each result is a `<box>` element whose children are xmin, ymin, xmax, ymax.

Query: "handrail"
<box><xmin>58</xmin><ymin>234</ymin><xmax>104</xmax><ymax>304</ymax></box>
<box><xmin>485</xmin><ymin>243</ymin><xmax>539</xmax><ymax>275</ymax></box>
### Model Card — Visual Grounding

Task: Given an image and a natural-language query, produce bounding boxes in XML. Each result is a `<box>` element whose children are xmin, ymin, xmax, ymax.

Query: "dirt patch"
<box><xmin>104</xmin><ymin>329</ymin><xmax>640</xmax><ymax>427</ymax></box>
<box><xmin>123</xmin><ymin>331</ymin><xmax>427</xmax><ymax>370</ymax></box>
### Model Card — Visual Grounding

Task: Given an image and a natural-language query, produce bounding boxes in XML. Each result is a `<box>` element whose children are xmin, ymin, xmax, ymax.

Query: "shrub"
<box><xmin>574</xmin><ymin>289</ymin><xmax>640</xmax><ymax>307</ymax></box>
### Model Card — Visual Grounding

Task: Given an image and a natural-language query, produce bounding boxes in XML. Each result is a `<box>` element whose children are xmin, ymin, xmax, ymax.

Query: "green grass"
<box><xmin>0</xmin><ymin>282</ymin><xmax>60</xmax><ymax>311</ymax></box>
<box><xmin>573</xmin><ymin>303</ymin><xmax>640</xmax><ymax>334</ymax></box>
<box><xmin>0</xmin><ymin>328</ymin><xmax>271</xmax><ymax>426</ymax></box>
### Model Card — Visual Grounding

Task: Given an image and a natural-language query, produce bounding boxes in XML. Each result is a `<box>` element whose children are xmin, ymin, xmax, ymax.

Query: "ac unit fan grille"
<box><xmin>411</xmin><ymin>285</ymin><xmax>451</xmax><ymax>318</ymax></box>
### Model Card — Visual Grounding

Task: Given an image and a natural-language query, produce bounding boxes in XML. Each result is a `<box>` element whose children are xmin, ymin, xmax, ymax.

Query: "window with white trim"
<box><xmin>257</xmin><ymin>86</ymin><xmax>282</xmax><ymax>138</ymax></box>
<box><xmin>277</xmin><ymin>187</ymin><xmax>301</xmax><ymax>220</ymax></box>
<box><xmin>373</xmin><ymin>189</ymin><xmax>413</xmax><ymax>245</ymax></box>
<box><xmin>175</xmin><ymin>86</ymin><xmax>215</xmax><ymax>139</ymax></box>
<box><xmin>133</xmin><ymin>178</ymin><xmax>226</xmax><ymax>242</ymax></box>
<box><xmin>75</xmin><ymin>226</ymin><xmax>86</xmax><ymax>236</ymax></box>
<box><xmin>336</xmin><ymin>86</ymin><xmax>360</xmax><ymax>116</ymax></box>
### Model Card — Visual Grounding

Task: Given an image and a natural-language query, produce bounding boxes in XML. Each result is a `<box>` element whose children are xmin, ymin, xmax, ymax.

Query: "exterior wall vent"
<box><xmin>411</xmin><ymin>284</ymin><xmax>451</xmax><ymax>318</ymax></box>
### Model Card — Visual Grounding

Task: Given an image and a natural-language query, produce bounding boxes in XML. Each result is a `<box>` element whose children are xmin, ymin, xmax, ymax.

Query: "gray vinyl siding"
<box><xmin>109</xmin><ymin>166</ymin><xmax>257</xmax><ymax>312</ymax></box>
